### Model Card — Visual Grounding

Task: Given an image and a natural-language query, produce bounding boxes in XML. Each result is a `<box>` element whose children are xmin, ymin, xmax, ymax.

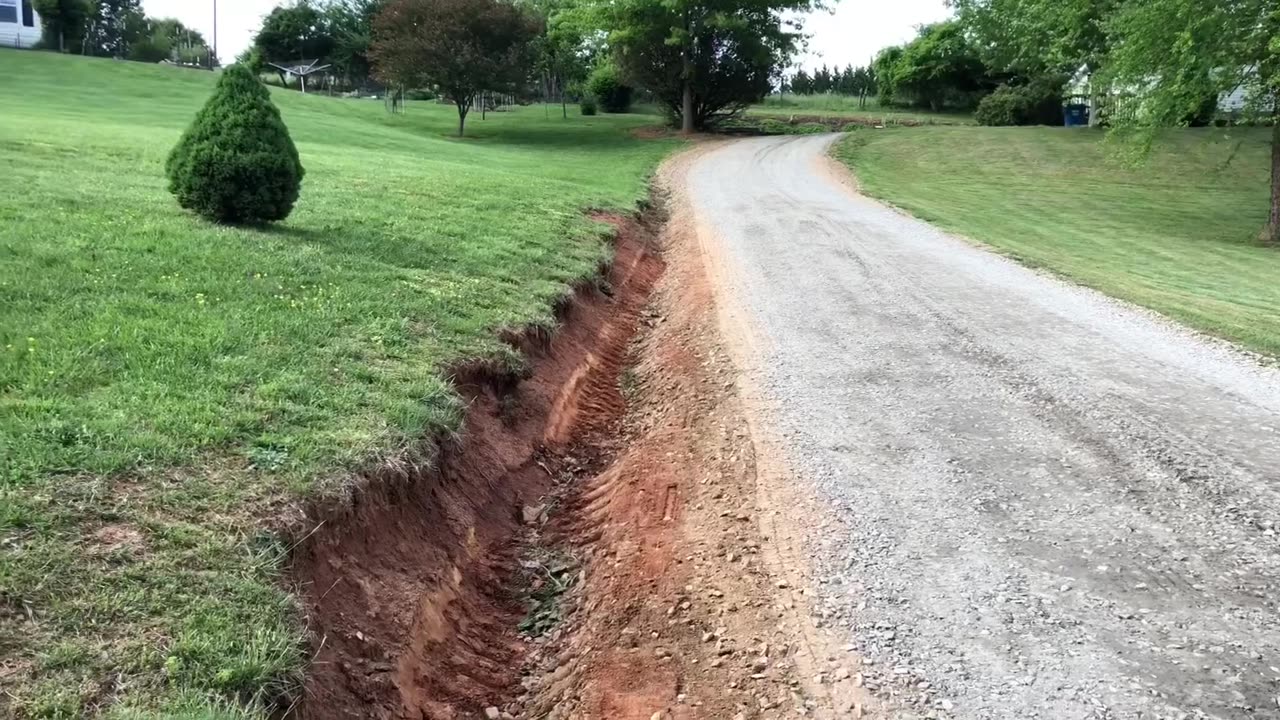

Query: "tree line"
<box><xmin>31</xmin><ymin>0</ymin><xmax>212</xmax><ymax>64</ymax></box>
<box><xmin>235</xmin><ymin>0</ymin><xmax>820</xmax><ymax>135</ymax></box>
<box><xmin>786</xmin><ymin>64</ymin><xmax>877</xmax><ymax>108</ymax></box>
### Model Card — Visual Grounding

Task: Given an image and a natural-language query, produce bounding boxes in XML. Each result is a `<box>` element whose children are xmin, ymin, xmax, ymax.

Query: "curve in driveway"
<box><xmin>683</xmin><ymin>134</ymin><xmax>1280</xmax><ymax>719</ymax></box>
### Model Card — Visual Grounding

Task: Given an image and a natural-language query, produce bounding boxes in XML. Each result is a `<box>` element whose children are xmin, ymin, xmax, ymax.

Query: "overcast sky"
<box><xmin>799</xmin><ymin>0</ymin><xmax>952</xmax><ymax>70</ymax></box>
<box><xmin>143</xmin><ymin>0</ymin><xmax>952</xmax><ymax>70</ymax></box>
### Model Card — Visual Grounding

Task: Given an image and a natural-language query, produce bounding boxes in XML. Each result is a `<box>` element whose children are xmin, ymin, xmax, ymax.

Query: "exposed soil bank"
<box><xmin>290</xmin><ymin>149</ymin><xmax>842</xmax><ymax>720</ymax></box>
<box><xmin>291</xmin><ymin>210</ymin><xmax>665</xmax><ymax>719</ymax></box>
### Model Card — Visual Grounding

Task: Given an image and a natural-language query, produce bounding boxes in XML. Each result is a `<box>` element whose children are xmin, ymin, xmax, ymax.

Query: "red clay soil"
<box><xmin>292</xmin><ymin>213</ymin><xmax>664</xmax><ymax>720</ymax></box>
<box><xmin>292</xmin><ymin>159</ymin><xmax>858</xmax><ymax>720</ymax></box>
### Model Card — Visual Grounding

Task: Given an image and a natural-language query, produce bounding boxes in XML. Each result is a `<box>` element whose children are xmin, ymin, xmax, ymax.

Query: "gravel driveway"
<box><xmin>683</xmin><ymin>134</ymin><xmax>1280</xmax><ymax>719</ymax></box>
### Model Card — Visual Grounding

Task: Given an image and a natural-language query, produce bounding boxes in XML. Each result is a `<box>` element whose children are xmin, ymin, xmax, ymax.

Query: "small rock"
<box><xmin>521</xmin><ymin>504</ymin><xmax>546</xmax><ymax>525</ymax></box>
<box><xmin>485</xmin><ymin>708</ymin><xmax>501</xmax><ymax>720</ymax></box>
<box><xmin>834</xmin><ymin>666</ymin><xmax>851</xmax><ymax>681</ymax></box>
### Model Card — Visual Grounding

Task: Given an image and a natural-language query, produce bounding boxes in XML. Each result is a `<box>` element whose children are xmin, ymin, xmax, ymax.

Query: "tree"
<box><xmin>370</xmin><ymin>0</ymin><xmax>541</xmax><ymax>136</ymax></box>
<box><xmin>952</xmin><ymin>0</ymin><xmax>1117</xmax><ymax>76</ymax></box>
<box><xmin>884</xmin><ymin>21</ymin><xmax>991</xmax><ymax>110</ymax></box>
<box><xmin>253</xmin><ymin>1</ymin><xmax>335</xmax><ymax>84</ymax></box>
<box><xmin>586</xmin><ymin>60</ymin><xmax>633</xmax><ymax>112</ymax></box>
<box><xmin>587</xmin><ymin>0</ymin><xmax>817</xmax><ymax>132</ymax></box>
<box><xmin>126</xmin><ymin>17</ymin><xmax>209</xmax><ymax>63</ymax></box>
<box><xmin>873</xmin><ymin>45</ymin><xmax>904</xmax><ymax>106</ymax></box>
<box><xmin>525</xmin><ymin>0</ymin><xmax>593</xmax><ymax>118</ymax></box>
<box><xmin>322</xmin><ymin>0</ymin><xmax>383</xmax><ymax>87</ymax></box>
<box><xmin>1100</xmin><ymin>0</ymin><xmax>1279</xmax><ymax>244</ymax></box>
<box><xmin>32</xmin><ymin>0</ymin><xmax>92</xmax><ymax>52</ymax></box>
<box><xmin>82</xmin><ymin>0</ymin><xmax>145</xmax><ymax>57</ymax></box>
<box><xmin>166</xmin><ymin>64</ymin><xmax>305</xmax><ymax>224</ymax></box>
<box><xmin>790</xmin><ymin>68</ymin><xmax>812</xmax><ymax>95</ymax></box>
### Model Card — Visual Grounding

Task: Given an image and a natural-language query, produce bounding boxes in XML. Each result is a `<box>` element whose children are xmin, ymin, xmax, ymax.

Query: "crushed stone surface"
<box><xmin>684</xmin><ymin>134</ymin><xmax>1280</xmax><ymax>720</ymax></box>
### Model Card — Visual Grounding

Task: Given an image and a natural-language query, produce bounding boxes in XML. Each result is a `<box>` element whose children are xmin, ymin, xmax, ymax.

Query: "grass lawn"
<box><xmin>751</xmin><ymin>93</ymin><xmax>974</xmax><ymax>125</ymax></box>
<box><xmin>0</xmin><ymin>49</ymin><xmax>675</xmax><ymax>719</ymax></box>
<box><xmin>834</xmin><ymin>126</ymin><xmax>1280</xmax><ymax>354</ymax></box>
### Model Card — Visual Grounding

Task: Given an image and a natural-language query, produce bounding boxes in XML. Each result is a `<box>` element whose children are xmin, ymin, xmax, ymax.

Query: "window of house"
<box><xmin>0</xmin><ymin>0</ymin><xmax>17</xmax><ymax>25</ymax></box>
<box><xmin>21</xmin><ymin>0</ymin><xmax>32</xmax><ymax>27</ymax></box>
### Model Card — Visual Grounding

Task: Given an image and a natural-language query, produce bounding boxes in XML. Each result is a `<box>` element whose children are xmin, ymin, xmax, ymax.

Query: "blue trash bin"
<box><xmin>1064</xmin><ymin>104</ymin><xmax>1090</xmax><ymax>127</ymax></box>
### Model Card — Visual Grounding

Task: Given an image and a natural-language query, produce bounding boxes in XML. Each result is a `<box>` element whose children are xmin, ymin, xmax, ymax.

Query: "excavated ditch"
<box><xmin>290</xmin><ymin>208</ymin><xmax>666</xmax><ymax>720</ymax></box>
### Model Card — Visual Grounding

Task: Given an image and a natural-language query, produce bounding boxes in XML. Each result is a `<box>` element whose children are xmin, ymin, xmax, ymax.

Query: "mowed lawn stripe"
<box><xmin>835</xmin><ymin>126</ymin><xmax>1278</xmax><ymax>355</ymax></box>
<box><xmin>0</xmin><ymin>50</ymin><xmax>675</xmax><ymax>718</ymax></box>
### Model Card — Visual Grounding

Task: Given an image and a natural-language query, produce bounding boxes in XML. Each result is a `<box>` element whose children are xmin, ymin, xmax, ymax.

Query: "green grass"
<box><xmin>834</xmin><ymin>126</ymin><xmax>1280</xmax><ymax>354</ymax></box>
<box><xmin>0</xmin><ymin>49</ymin><xmax>675</xmax><ymax>718</ymax></box>
<box><xmin>751</xmin><ymin>93</ymin><xmax>974</xmax><ymax>125</ymax></box>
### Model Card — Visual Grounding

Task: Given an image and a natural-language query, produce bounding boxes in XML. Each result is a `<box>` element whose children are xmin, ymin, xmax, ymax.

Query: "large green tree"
<box><xmin>253</xmin><ymin>1</ymin><xmax>335</xmax><ymax>64</ymax></box>
<box><xmin>525</xmin><ymin>0</ymin><xmax>593</xmax><ymax>118</ymax></box>
<box><xmin>951</xmin><ymin>0</ymin><xmax>1117</xmax><ymax>75</ymax></box>
<box><xmin>32</xmin><ymin>0</ymin><xmax>92</xmax><ymax>52</ymax></box>
<box><xmin>322</xmin><ymin>0</ymin><xmax>383</xmax><ymax>86</ymax></box>
<box><xmin>82</xmin><ymin>0</ymin><xmax>145</xmax><ymax>57</ymax></box>
<box><xmin>370</xmin><ymin>0</ymin><xmax>541</xmax><ymax>136</ymax></box>
<box><xmin>887</xmin><ymin>21</ymin><xmax>992</xmax><ymax>110</ymax></box>
<box><xmin>583</xmin><ymin>0</ymin><xmax>818</xmax><ymax>132</ymax></box>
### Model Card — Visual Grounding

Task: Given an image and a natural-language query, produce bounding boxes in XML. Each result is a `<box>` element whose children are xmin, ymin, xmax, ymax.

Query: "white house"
<box><xmin>0</xmin><ymin>0</ymin><xmax>40</xmax><ymax>49</ymax></box>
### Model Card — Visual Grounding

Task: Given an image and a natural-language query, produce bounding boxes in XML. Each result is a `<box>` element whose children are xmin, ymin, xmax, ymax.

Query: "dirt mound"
<box><xmin>293</xmin><ymin>213</ymin><xmax>664</xmax><ymax>719</ymax></box>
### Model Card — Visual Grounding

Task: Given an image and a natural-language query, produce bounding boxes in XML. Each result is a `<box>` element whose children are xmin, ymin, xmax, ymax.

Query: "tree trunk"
<box><xmin>680</xmin><ymin>80</ymin><xmax>691</xmax><ymax>133</ymax></box>
<box><xmin>1265</xmin><ymin>116</ymin><xmax>1280</xmax><ymax>245</ymax></box>
<box><xmin>680</xmin><ymin>9</ymin><xmax>695</xmax><ymax>135</ymax></box>
<box><xmin>457</xmin><ymin>102</ymin><xmax>469</xmax><ymax>136</ymax></box>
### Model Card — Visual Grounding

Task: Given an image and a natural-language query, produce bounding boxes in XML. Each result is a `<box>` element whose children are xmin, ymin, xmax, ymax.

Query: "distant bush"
<box><xmin>975</xmin><ymin>79</ymin><xmax>1065</xmax><ymax>126</ymax></box>
<box><xmin>586</xmin><ymin>63</ymin><xmax>633</xmax><ymax>113</ymax></box>
<box><xmin>404</xmin><ymin>88</ymin><xmax>436</xmax><ymax>101</ymax></box>
<box><xmin>166</xmin><ymin>64</ymin><xmax>305</xmax><ymax>225</ymax></box>
<box><xmin>580</xmin><ymin>96</ymin><xmax>598</xmax><ymax>116</ymax></box>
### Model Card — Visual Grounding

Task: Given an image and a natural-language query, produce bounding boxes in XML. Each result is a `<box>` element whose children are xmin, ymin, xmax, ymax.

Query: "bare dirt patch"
<box><xmin>292</xmin><ymin>210</ymin><xmax>663</xmax><ymax>719</ymax></box>
<box><xmin>291</xmin><ymin>146</ymin><xmax>846</xmax><ymax>720</ymax></box>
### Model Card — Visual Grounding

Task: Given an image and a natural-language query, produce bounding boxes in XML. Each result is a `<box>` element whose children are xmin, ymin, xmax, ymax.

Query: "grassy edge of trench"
<box><xmin>0</xmin><ymin>50</ymin><xmax>679</xmax><ymax>720</ymax></box>
<box><xmin>833</xmin><ymin>125</ymin><xmax>1280</xmax><ymax>357</ymax></box>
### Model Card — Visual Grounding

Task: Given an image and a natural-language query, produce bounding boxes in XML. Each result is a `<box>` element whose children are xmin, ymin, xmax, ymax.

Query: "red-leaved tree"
<box><xmin>370</xmin><ymin>0</ymin><xmax>541</xmax><ymax>136</ymax></box>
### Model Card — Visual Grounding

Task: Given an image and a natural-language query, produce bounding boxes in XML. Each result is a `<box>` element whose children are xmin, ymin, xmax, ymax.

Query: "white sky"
<box><xmin>141</xmin><ymin>0</ymin><xmax>280</xmax><ymax>63</ymax></box>
<box><xmin>143</xmin><ymin>0</ymin><xmax>951</xmax><ymax>71</ymax></box>
<box><xmin>798</xmin><ymin>0</ymin><xmax>952</xmax><ymax>70</ymax></box>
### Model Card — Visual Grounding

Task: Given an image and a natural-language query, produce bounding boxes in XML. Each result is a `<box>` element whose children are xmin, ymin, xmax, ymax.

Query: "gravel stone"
<box><xmin>684</xmin><ymin>134</ymin><xmax>1280</xmax><ymax>720</ymax></box>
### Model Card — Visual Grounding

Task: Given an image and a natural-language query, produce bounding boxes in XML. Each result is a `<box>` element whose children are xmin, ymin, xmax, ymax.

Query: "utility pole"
<box><xmin>211</xmin><ymin>0</ymin><xmax>218</xmax><ymax>69</ymax></box>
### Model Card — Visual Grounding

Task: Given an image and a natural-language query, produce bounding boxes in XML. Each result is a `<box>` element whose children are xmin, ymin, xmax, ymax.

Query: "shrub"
<box><xmin>975</xmin><ymin>87</ymin><xmax>1022</xmax><ymax>126</ymax></box>
<box><xmin>975</xmin><ymin>78</ymin><xmax>1065</xmax><ymax>126</ymax></box>
<box><xmin>585</xmin><ymin>63</ymin><xmax>633</xmax><ymax>114</ymax></box>
<box><xmin>166</xmin><ymin>64</ymin><xmax>305</xmax><ymax>225</ymax></box>
<box><xmin>580</xmin><ymin>96</ymin><xmax>598</xmax><ymax>116</ymax></box>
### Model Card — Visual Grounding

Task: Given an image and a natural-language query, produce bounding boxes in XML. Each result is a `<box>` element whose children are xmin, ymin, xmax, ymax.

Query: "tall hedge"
<box><xmin>166</xmin><ymin>64</ymin><xmax>304</xmax><ymax>225</ymax></box>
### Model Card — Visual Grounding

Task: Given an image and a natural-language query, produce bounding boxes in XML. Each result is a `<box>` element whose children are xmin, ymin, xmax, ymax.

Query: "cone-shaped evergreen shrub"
<box><xmin>166</xmin><ymin>64</ymin><xmax>304</xmax><ymax>225</ymax></box>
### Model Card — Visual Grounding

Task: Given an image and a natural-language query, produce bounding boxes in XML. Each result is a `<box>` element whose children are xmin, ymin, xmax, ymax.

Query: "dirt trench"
<box><xmin>291</xmin><ymin>160</ymin><xmax>849</xmax><ymax>719</ymax></box>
